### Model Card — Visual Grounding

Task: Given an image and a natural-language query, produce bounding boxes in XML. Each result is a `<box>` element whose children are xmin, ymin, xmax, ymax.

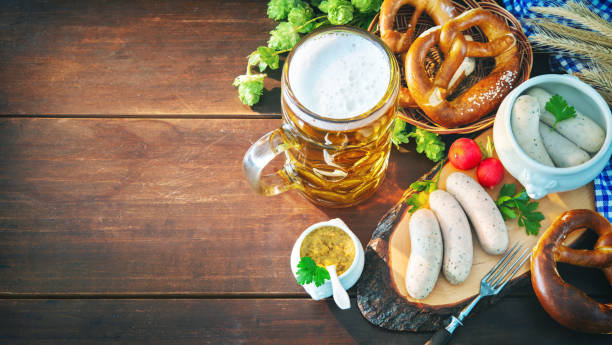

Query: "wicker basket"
<box><xmin>369</xmin><ymin>0</ymin><xmax>533</xmax><ymax>134</ymax></box>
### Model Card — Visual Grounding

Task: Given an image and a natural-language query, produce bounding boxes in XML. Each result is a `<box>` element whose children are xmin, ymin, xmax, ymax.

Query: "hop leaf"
<box><xmin>391</xmin><ymin>119</ymin><xmax>410</xmax><ymax>148</ymax></box>
<box><xmin>267</xmin><ymin>0</ymin><xmax>296</xmax><ymax>20</ymax></box>
<box><xmin>248</xmin><ymin>46</ymin><xmax>279</xmax><ymax>72</ymax></box>
<box><xmin>233</xmin><ymin>74</ymin><xmax>266</xmax><ymax>106</ymax></box>
<box><xmin>408</xmin><ymin>128</ymin><xmax>445</xmax><ymax>162</ymax></box>
<box><xmin>268</xmin><ymin>22</ymin><xmax>301</xmax><ymax>51</ymax></box>
<box><xmin>288</xmin><ymin>3</ymin><xmax>315</xmax><ymax>33</ymax></box>
<box><xmin>351</xmin><ymin>0</ymin><xmax>381</xmax><ymax>13</ymax></box>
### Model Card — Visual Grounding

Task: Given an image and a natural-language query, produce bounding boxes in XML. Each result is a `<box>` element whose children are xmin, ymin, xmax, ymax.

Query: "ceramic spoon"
<box><xmin>326</xmin><ymin>265</ymin><xmax>350</xmax><ymax>310</ymax></box>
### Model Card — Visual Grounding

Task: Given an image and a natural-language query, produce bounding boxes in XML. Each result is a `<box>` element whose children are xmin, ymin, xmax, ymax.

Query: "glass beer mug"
<box><xmin>243</xmin><ymin>26</ymin><xmax>400</xmax><ymax>208</ymax></box>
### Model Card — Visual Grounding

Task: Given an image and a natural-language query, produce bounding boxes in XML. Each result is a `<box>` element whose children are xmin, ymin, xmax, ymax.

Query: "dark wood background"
<box><xmin>0</xmin><ymin>0</ymin><xmax>610</xmax><ymax>343</ymax></box>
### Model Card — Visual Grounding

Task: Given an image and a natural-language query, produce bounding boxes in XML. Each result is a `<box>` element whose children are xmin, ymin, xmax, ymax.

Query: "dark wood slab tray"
<box><xmin>356</xmin><ymin>130</ymin><xmax>595</xmax><ymax>332</ymax></box>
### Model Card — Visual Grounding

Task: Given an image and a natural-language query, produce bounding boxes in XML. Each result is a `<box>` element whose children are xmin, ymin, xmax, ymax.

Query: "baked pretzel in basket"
<box><xmin>531</xmin><ymin>209</ymin><xmax>612</xmax><ymax>334</ymax></box>
<box><xmin>379</xmin><ymin>0</ymin><xmax>457</xmax><ymax>53</ymax></box>
<box><xmin>406</xmin><ymin>8</ymin><xmax>519</xmax><ymax>128</ymax></box>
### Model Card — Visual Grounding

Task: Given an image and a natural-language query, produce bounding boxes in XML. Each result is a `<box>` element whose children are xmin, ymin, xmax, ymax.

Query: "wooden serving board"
<box><xmin>356</xmin><ymin>129</ymin><xmax>595</xmax><ymax>332</ymax></box>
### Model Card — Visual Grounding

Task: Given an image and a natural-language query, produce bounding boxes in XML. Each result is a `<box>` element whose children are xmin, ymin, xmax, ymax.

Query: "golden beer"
<box><xmin>244</xmin><ymin>26</ymin><xmax>400</xmax><ymax>207</ymax></box>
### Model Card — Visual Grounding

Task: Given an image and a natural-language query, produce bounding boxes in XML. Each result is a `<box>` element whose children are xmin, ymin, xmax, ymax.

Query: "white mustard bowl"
<box><xmin>290</xmin><ymin>218</ymin><xmax>365</xmax><ymax>301</ymax></box>
<box><xmin>493</xmin><ymin>74</ymin><xmax>612</xmax><ymax>199</ymax></box>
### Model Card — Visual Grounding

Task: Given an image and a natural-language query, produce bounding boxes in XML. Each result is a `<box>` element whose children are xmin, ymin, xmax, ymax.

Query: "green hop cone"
<box><xmin>318</xmin><ymin>0</ymin><xmax>349</xmax><ymax>13</ymax></box>
<box><xmin>351</xmin><ymin>0</ymin><xmax>381</xmax><ymax>13</ymax></box>
<box><xmin>233</xmin><ymin>74</ymin><xmax>266</xmax><ymax>106</ymax></box>
<box><xmin>328</xmin><ymin>2</ymin><xmax>354</xmax><ymax>24</ymax></box>
<box><xmin>268</xmin><ymin>22</ymin><xmax>301</xmax><ymax>51</ymax></box>
<box><xmin>288</xmin><ymin>3</ymin><xmax>315</xmax><ymax>33</ymax></box>
<box><xmin>267</xmin><ymin>0</ymin><xmax>296</xmax><ymax>20</ymax></box>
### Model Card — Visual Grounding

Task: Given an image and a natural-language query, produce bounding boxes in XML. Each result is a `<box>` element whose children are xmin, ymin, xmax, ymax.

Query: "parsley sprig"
<box><xmin>392</xmin><ymin>119</ymin><xmax>446</xmax><ymax>162</ymax></box>
<box><xmin>234</xmin><ymin>0</ymin><xmax>383</xmax><ymax>106</ymax></box>
<box><xmin>495</xmin><ymin>184</ymin><xmax>545</xmax><ymax>236</ymax></box>
<box><xmin>296</xmin><ymin>256</ymin><xmax>330</xmax><ymax>287</ymax></box>
<box><xmin>545</xmin><ymin>94</ymin><xmax>577</xmax><ymax>129</ymax></box>
<box><xmin>405</xmin><ymin>160</ymin><xmax>444</xmax><ymax>213</ymax></box>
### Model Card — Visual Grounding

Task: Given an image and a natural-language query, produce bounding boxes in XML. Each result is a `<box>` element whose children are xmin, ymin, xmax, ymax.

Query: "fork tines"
<box><xmin>484</xmin><ymin>242</ymin><xmax>532</xmax><ymax>291</ymax></box>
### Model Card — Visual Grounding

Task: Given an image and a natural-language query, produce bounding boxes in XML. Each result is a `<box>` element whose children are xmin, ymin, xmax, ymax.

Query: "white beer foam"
<box><xmin>289</xmin><ymin>31</ymin><xmax>390</xmax><ymax>119</ymax></box>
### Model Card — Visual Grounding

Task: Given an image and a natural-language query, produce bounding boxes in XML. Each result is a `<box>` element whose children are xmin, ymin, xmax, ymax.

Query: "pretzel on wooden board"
<box><xmin>379</xmin><ymin>0</ymin><xmax>457</xmax><ymax>53</ymax></box>
<box><xmin>406</xmin><ymin>8</ymin><xmax>520</xmax><ymax>128</ymax></box>
<box><xmin>531</xmin><ymin>209</ymin><xmax>612</xmax><ymax>334</ymax></box>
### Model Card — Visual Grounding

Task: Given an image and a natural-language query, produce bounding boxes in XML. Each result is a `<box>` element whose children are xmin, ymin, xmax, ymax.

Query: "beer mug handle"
<box><xmin>243</xmin><ymin>128</ymin><xmax>298</xmax><ymax>196</ymax></box>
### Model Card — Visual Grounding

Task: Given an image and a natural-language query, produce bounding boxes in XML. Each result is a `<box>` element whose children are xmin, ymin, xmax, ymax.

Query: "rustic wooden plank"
<box><xmin>0</xmin><ymin>0</ymin><xmax>279</xmax><ymax>116</ymax></box>
<box><xmin>0</xmin><ymin>117</ymin><xmax>434</xmax><ymax>294</ymax></box>
<box><xmin>0</xmin><ymin>297</ymin><xmax>610</xmax><ymax>344</ymax></box>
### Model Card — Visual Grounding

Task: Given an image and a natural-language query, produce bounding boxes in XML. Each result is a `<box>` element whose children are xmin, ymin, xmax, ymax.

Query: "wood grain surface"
<box><xmin>0</xmin><ymin>0</ymin><xmax>609</xmax><ymax>343</ymax></box>
<box><xmin>0</xmin><ymin>118</ymin><xmax>432</xmax><ymax>294</ymax></box>
<box><xmin>1</xmin><ymin>298</ymin><xmax>611</xmax><ymax>345</ymax></box>
<box><xmin>0</xmin><ymin>0</ymin><xmax>281</xmax><ymax>116</ymax></box>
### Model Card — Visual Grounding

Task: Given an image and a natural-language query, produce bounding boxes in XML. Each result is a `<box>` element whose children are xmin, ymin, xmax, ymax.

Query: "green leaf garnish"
<box><xmin>495</xmin><ymin>184</ymin><xmax>545</xmax><ymax>235</ymax></box>
<box><xmin>248</xmin><ymin>46</ymin><xmax>280</xmax><ymax>73</ymax></box>
<box><xmin>545</xmin><ymin>94</ymin><xmax>577</xmax><ymax>128</ymax></box>
<box><xmin>391</xmin><ymin>120</ymin><xmax>445</xmax><ymax>163</ymax></box>
<box><xmin>296</xmin><ymin>256</ymin><xmax>330</xmax><ymax>287</ymax></box>
<box><xmin>405</xmin><ymin>160</ymin><xmax>444</xmax><ymax>213</ymax></box>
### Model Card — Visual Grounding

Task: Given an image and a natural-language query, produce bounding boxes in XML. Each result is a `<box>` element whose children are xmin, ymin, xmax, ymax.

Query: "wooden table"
<box><xmin>0</xmin><ymin>0</ymin><xmax>609</xmax><ymax>343</ymax></box>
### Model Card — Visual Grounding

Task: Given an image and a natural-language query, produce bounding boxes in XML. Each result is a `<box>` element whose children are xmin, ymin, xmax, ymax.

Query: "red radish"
<box><xmin>477</xmin><ymin>158</ymin><xmax>504</xmax><ymax>188</ymax></box>
<box><xmin>448</xmin><ymin>138</ymin><xmax>482</xmax><ymax>170</ymax></box>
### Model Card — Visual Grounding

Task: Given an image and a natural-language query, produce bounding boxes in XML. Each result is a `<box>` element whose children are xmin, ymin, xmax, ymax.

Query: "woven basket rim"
<box><xmin>370</xmin><ymin>0</ymin><xmax>533</xmax><ymax>134</ymax></box>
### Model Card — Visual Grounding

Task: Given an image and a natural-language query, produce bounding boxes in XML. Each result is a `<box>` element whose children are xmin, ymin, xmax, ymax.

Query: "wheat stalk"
<box><xmin>528</xmin><ymin>1</ymin><xmax>612</xmax><ymax>105</ymax></box>
<box><xmin>579</xmin><ymin>64</ymin><xmax>612</xmax><ymax>104</ymax></box>
<box><xmin>530</xmin><ymin>33</ymin><xmax>612</xmax><ymax>65</ymax></box>
<box><xmin>527</xmin><ymin>20</ymin><xmax>612</xmax><ymax>48</ymax></box>
<box><xmin>531</xmin><ymin>2</ymin><xmax>612</xmax><ymax>37</ymax></box>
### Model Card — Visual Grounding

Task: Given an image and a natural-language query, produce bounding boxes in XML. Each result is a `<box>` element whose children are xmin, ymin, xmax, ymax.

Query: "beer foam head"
<box><xmin>288</xmin><ymin>30</ymin><xmax>391</xmax><ymax>120</ymax></box>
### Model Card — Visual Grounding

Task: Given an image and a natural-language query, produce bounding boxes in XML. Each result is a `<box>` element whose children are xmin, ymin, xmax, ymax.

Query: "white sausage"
<box><xmin>405</xmin><ymin>208</ymin><xmax>442</xmax><ymax>299</ymax></box>
<box><xmin>511</xmin><ymin>95</ymin><xmax>554</xmax><ymax>166</ymax></box>
<box><xmin>526</xmin><ymin>87</ymin><xmax>605</xmax><ymax>153</ymax></box>
<box><xmin>428</xmin><ymin>190</ymin><xmax>473</xmax><ymax>285</ymax></box>
<box><xmin>539</xmin><ymin>122</ymin><xmax>591</xmax><ymax>167</ymax></box>
<box><xmin>445</xmin><ymin>172</ymin><xmax>509</xmax><ymax>255</ymax></box>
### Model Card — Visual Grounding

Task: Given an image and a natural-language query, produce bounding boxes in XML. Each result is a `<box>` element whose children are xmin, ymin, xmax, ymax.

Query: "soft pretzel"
<box><xmin>379</xmin><ymin>0</ymin><xmax>456</xmax><ymax>53</ymax></box>
<box><xmin>406</xmin><ymin>8</ymin><xmax>520</xmax><ymax>128</ymax></box>
<box><xmin>531</xmin><ymin>209</ymin><xmax>612</xmax><ymax>334</ymax></box>
<box><xmin>399</xmin><ymin>41</ymin><xmax>476</xmax><ymax>109</ymax></box>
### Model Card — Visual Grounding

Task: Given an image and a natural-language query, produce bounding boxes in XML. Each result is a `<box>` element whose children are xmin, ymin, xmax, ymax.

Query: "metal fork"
<box><xmin>424</xmin><ymin>242</ymin><xmax>531</xmax><ymax>345</ymax></box>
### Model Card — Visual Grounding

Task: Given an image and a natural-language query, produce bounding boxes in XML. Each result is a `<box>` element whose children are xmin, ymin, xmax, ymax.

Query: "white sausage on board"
<box><xmin>405</xmin><ymin>208</ymin><xmax>443</xmax><ymax>299</ymax></box>
<box><xmin>428</xmin><ymin>190</ymin><xmax>473</xmax><ymax>285</ymax></box>
<box><xmin>445</xmin><ymin>172</ymin><xmax>509</xmax><ymax>255</ymax></box>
